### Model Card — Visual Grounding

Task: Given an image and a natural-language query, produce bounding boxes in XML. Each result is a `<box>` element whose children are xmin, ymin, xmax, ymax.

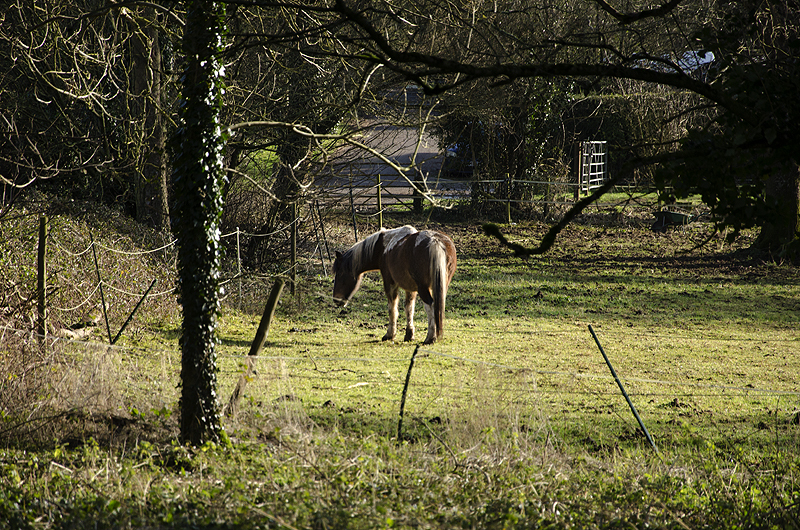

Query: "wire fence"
<box><xmin>41</xmin><ymin>222</ymin><xmax>325</xmax><ymax>325</ymax></box>
<box><xmin>3</xmin><ymin>317</ymin><xmax>797</xmax><ymax>449</ymax></box>
<box><xmin>311</xmin><ymin>175</ymin><xmax>598</xmax><ymax>212</ymax></box>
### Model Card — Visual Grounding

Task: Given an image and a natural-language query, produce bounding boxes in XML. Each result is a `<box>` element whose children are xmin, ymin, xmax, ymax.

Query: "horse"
<box><xmin>333</xmin><ymin>225</ymin><xmax>457</xmax><ymax>344</ymax></box>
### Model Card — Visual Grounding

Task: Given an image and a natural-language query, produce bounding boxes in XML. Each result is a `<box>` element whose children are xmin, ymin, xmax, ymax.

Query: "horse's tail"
<box><xmin>430</xmin><ymin>236</ymin><xmax>455</xmax><ymax>341</ymax></box>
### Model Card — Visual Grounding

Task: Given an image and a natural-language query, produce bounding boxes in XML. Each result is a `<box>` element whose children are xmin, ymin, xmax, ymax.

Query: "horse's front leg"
<box><xmin>382</xmin><ymin>282</ymin><xmax>400</xmax><ymax>341</ymax></box>
<box><xmin>403</xmin><ymin>291</ymin><xmax>417</xmax><ymax>342</ymax></box>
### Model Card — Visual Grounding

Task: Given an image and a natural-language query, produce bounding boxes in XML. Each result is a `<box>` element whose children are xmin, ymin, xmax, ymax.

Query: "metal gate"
<box><xmin>576</xmin><ymin>141</ymin><xmax>607</xmax><ymax>196</ymax></box>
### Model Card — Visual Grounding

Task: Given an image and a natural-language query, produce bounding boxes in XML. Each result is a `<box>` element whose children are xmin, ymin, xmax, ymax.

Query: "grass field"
<box><xmin>1</xmin><ymin>202</ymin><xmax>799</xmax><ymax>529</ymax></box>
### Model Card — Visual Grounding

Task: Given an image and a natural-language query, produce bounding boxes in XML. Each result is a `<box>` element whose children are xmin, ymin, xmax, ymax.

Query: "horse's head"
<box><xmin>332</xmin><ymin>250</ymin><xmax>362</xmax><ymax>307</ymax></box>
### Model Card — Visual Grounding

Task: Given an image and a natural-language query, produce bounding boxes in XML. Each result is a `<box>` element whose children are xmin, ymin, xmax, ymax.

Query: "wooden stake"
<box><xmin>90</xmin><ymin>233</ymin><xmax>113</xmax><ymax>344</ymax></box>
<box><xmin>224</xmin><ymin>279</ymin><xmax>285</xmax><ymax>418</ymax></box>
<box><xmin>377</xmin><ymin>174</ymin><xmax>383</xmax><ymax>230</ymax></box>
<box><xmin>290</xmin><ymin>202</ymin><xmax>297</xmax><ymax>296</ymax></box>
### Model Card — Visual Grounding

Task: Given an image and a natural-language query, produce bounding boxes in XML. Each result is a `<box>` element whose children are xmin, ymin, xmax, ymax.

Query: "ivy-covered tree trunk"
<box><xmin>171</xmin><ymin>0</ymin><xmax>227</xmax><ymax>446</ymax></box>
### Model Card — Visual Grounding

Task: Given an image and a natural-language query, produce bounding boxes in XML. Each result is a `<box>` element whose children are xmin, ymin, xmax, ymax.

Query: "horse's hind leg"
<box><xmin>403</xmin><ymin>291</ymin><xmax>417</xmax><ymax>342</ymax></box>
<box><xmin>422</xmin><ymin>302</ymin><xmax>436</xmax><ymax>344</ymax></box>
<box><xmin>383</xmin><ymin>282</ymin><xmax>400</xmax><ymax>341</ymax></box>
<box><xmin>417</xmin><ymin>289</ymin><xmax>436</xmax><ymax>344</ymax></box>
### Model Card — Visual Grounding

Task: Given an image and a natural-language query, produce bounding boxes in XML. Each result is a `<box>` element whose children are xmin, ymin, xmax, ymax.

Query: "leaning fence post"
<box><xmin>310</xmin><ymin>206</ymin><xmax>327</xmax><ymax>277</ymax></box>
<box><xmin>224</xmin><ymin>279</ymin><xmax>285</xmax><ymax>418</ymax></box>
<box><xmin>315</xmin><ymin>200</ymin><xmax>332</xmax><ymax>263</ymax></box>
<box><xmin>589</xmin><ymin>325</ymin><xmax>658</xmax><ymax>453</ymax></box>
<box><xmin>397</xmin><ymin>345</ymin><xmax>421</xmax><ymax>441</ymax></box>
<box><xmin>112</xmin><ymin>278</ymin><xmax>158</xmax><ymax>345</ymax></box>
<box><xmin>90</xmin><ymin>233</ymin><xmax>113</xmax><ymax>344</ymax></box>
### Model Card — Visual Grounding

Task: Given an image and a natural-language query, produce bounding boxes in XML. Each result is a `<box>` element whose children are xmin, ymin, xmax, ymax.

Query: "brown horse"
<box><xmin>333</xmin><ymin>225</ymin><xmax>457</xmax><ymax>344</ymax></box>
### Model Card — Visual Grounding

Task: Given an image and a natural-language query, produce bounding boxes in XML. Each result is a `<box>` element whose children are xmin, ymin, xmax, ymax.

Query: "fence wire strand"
<box><xmin>9</xmin><ymin>327</ymin><xmax>792</xmax><ymax>398</ymax></box>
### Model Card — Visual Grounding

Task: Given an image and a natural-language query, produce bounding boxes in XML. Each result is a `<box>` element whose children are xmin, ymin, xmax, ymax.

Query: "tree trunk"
<box><xmin>132</xmin><ymin>8</ymin><xmax>170</xmax><ymax>230</ymax></box>
<box><xmin>244</xmin><ymin>131</ymin><xmax>310</xmax><ymax>268</ymax></box>
<box><xmin>151</xmin><ymin>22</ymin><xmax>170</xmax><ymax>231</ymax></box>
<box><xmin>755</xmin><ymin>163</ymin><xmax>800</xmax><ymax>262</ymax></box>
<box><xmin>172</xmin><ymin>0</ymin><xmax>227</xmax><ymax>446</ymax></box>
<box><xmin>507</xmin><ymin>102</ymin><xmax>527</xmax><ymax>201</ymax></box>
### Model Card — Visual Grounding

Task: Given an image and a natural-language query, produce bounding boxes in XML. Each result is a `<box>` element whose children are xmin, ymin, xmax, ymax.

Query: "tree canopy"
<box><xmin>320</xmin><ymin>0</ymin><xmax>799</xmax><ymax>259</ymax></box>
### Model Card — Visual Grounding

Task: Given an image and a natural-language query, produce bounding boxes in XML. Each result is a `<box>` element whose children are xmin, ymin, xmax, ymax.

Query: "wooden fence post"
<box><xmin>506</xmin><ymin>172</ymin><xmax>512</xmax><ymax>225</ymax></box>
<box><xmin>413</xmin><ymin>172</ymin><xmax>423</xmax><ymax>213</ymax></box>
<box><xmin>349</xmin><ymin>175</ymin><xmax>358</xmax><ymax>242</ymax></box>
<box><xmin>315</xmin><ymin>200</ymin><xmax>332</xmax><ymax>264</ymax></box>
<box><xmin>236</xmin><ymin>226</ymin><xmax>242</xmax><ymax>310</ymax></box>
<box><xmin>377</xmin><ymin>174</ymin><xmax>383</xmax><ymax>230</ymax></box>
<box><xmin>310</xmin><ymin>204</ymin><xmax>328</xmax><ymax>277</ymax></box>
<box><xmin>574</xmin><ymin>142</ymin><xmax>582</xmax><ymax>201</ymax></box>
<box><xmin>90</xmin><ymin>233</ymin><xmax>113</xmax><ymax>344</ymax></box>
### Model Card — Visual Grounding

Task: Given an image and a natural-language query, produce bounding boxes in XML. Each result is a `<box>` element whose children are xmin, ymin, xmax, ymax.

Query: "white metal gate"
<box><xmin>576</xmin><ymin>141</ymin><xmax>607</xmax><ymax>195</ymax></box>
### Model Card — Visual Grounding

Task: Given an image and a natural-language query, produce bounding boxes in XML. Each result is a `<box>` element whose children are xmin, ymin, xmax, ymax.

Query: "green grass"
<box><xmin>1</xmin><ymin>202</ymin><xmax>799</xmax><ymax>529</ymax></box>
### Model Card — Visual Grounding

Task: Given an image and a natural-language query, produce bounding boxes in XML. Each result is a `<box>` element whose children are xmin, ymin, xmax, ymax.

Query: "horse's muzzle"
<box><xmin>333</xmin><ymin>297</ymin><xmax>349</xmax><ymax>308</ymax></box>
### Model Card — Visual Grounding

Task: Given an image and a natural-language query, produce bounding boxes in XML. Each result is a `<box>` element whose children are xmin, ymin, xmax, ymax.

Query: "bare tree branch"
<box><xmin>593</xmin><ymin>0</ymin><xmax>686</xmax><ymax>25</ymax></box>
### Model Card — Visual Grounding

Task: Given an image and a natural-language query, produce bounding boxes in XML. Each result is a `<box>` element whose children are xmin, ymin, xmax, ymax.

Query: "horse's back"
<box><xmin>382</xmin><ymin>225</ymin><xmax>418</xmax><ymax>253</ymax></box>
<box><xmin>416</xmin><ymin>230</ymin><xmax>457</xmax><ymax>285</ymax></box>
<box><xmin>382</xmin><ymin>229</ymin><xmax>456</xmax><ymax>292</ymax></box>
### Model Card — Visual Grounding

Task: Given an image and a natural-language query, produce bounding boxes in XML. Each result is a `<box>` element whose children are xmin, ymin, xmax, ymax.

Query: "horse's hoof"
<box><xmin>423</xmin><ymin>338</ymin><xmax>436</xmax><ymax>345</ymax></box>
<box><xmin>404</xmin><ymin>332</ymin><xmax>415</xmax><ymax>342</ymax></box>
<box><xmin>382</xmin><ymin>334</ymin><xmax>395</xmax><ymax>342</ymax></box>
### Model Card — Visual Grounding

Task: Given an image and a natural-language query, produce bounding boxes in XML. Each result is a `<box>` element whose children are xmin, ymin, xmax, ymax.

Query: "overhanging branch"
<box><xmin>483</xmin><ymin>172</ymin><xmax>625</xmax><ymax>257</ymax></box>
<box><xmin>483</xmin><ymin>147</ymin><xmax>716</xmax><ymax>256</ymax></box>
